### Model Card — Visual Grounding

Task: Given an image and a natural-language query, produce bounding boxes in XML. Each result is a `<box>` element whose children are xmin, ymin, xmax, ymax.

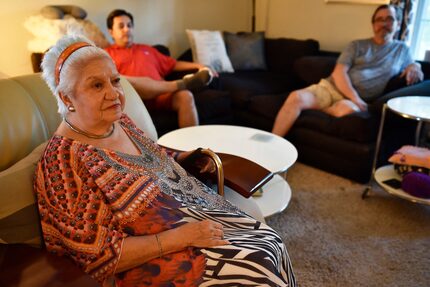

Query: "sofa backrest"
<box><xmin>0</xmin><ymin>73</ymin><xmax>157</xmax><ymax>172</ymax></box>
<box><xmin>293</xmin><ymin>55</ymin><xmax>337</xmax><ymax>86</ymax></box>
<box><xmin>264</xmin><ymin>38</ymin><xmax>320</xmax><ymax>74</ymax></box>
<box><xmin>177</xmin><ymin>36</ymin><xmax>320</xmax><ymax>75</ymax></box>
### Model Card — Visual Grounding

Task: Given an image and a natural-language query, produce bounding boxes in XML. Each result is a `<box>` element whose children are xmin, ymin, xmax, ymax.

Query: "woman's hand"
<box><xmin>179</xmin><ymin>219</ymin><xmax>230</xmax><ymax>248</ymax></box>
<box><xmin>118</xmin><ymin>220</ymin><xmax>228</xmax><ymax>272</ymax></box>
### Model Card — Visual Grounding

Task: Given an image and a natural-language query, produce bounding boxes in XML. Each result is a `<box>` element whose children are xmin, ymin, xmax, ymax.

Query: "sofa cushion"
<box><xmin>224</xmin><ymin>31</ymin><xmax>267</xmax><ymax>71</ymax></box>
<box><xmin>0</xmin><ymin>142</ymin><xmax>46</xmax><ymax>247</ymax></box>
<box><xmin>194</xmin><ymin>89</ymin><xmax>233</xmax><ymax>123</ymax></box>
<box><xmin>265</xmin><ymin>38</ymin><xmax>320</xmax><ymax>74</ymax></box>
<box><xmin>370</xmin><ymin>80</ymin><xmax>430</xmax><ymax>112</ymax></box>
<box><xmin>247</xmin><ymin>93</ymin><xmax>379</xmax><ymax>143</ymax></box>
<box><xmin>149</xmin><ymin>89</ymin><xmax>233</xmax><ymax>136</ymax></box>
<box><xmin>288</xmin><ymin>127</ymin><xmax>374</xmax><ymax>183</ymax></box>
<box><xmin>294</xmin><ymin>56</ymin><xmax>337</xmax><ymax>85</ymax></box>
<box><xmin>295</xmin><ymin>110</ymin><xmax>379</xmax><ymax>143</ymax></box>
<box><xmin>247</xmin><ymin>93</ymin><xmax>288</xmax><ymax>118</ymax></box>
<box><xmin>219</xmin><ymin>71</ymin><xmax>296</xmax><ymax>107</ymax></box>
<box><xmin>186</xmin><ymin>29</ymin><xmax>234</xmax><ymax>73</ymax></box>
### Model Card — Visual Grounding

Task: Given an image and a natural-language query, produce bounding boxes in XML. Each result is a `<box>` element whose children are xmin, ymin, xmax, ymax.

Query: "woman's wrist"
<box><xmin>154</xmin><ymin>234</ymin><xmax>163</xmax><ymax>258</ymax></box>
<box><xmin>171</xmin><ymin>227</ymin><xmax>190</xmax><ymax>249</ymax></box>
<box><xmin>157</xmin><ymin>228</ymin><xmax>190</xmax><ymax>256</ymax></box>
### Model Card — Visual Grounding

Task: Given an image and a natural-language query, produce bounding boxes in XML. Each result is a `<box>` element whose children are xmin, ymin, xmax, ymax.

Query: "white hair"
<box><xmin>41</xmin><ymin>34</ymin><xmax>112</xmax><ymax>116</ymax></box>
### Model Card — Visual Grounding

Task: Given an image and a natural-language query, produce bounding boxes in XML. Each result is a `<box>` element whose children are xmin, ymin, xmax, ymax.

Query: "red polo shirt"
<box><xmin>105</xmin><ymin>44</ymin><xmax>176</xmax><ymax>80</ymax></box>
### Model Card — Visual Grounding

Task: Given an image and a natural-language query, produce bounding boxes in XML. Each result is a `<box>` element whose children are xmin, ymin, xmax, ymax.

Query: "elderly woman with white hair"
<box><xmin>34</xmin><ymin>34</ymin><xmax>296</xmax><ymax>287</ymax></box>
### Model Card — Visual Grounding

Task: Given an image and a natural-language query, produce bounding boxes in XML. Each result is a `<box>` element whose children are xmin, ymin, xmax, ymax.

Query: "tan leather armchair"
<box><xmin>0</xmin><ymin>73</ymin><xmax>262</xmax><ymax>286</ymax></box>
<box><xmin>0</xmin><ymin>74</ymin><xmax>160</xmax><ymax>286</ymax></box>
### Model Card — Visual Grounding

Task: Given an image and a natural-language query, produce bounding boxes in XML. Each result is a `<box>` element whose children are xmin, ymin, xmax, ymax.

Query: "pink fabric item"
<box><xmin>388</xmin><ymin>145</ymin><xmax>430</xmax><ymax>169</ymax></box>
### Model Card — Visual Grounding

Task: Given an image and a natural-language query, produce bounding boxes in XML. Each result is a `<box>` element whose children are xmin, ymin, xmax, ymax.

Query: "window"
<box><xmin>410</xmin><ymin>0</ymin><xmax>430</xmax><ymax>61</ymax></box>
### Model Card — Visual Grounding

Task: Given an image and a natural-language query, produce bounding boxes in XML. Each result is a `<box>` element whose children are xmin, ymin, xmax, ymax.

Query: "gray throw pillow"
<box><xmin>224</xmin><ymin>31</ymin><xmax>267</xmax><ymax>71</ymax></box>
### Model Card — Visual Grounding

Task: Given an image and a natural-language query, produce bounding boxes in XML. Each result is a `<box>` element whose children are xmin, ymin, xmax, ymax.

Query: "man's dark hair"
<box><xmin>372</xmin><ymin>4</ymin><xmax>400</xmax><ymax>23</ymax></box>
<box><xmin>107</xmin><ymin>9</ymin><xmax>134</xmax><ymax>29</ymax></box>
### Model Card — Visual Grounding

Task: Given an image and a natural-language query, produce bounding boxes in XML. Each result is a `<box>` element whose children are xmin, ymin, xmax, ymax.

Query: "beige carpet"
<box><xmin>266</xmin><ymin>163</ymin><xmax>430</xmax><ymax>287</ymax></box>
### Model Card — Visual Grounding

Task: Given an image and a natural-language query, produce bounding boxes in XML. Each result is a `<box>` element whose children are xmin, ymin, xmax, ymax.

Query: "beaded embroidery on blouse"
<box><xmin>95</xmin><ymin>115</ymin><xmax>243</xmax><ymax>215</ymax></box>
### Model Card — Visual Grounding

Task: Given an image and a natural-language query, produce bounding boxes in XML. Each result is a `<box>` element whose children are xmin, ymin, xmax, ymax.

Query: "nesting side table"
<box><xmin>158</xmin><ymin>125</ymin><xmax>298</xmax><ymax>217</ymax></box>
<box><xmin>362</xmin><ymin>96</ymin><xmax>430</xmax><ymax>205</ymax></box>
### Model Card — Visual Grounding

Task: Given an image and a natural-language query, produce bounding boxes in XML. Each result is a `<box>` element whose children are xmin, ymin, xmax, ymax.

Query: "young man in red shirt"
<box><xmin>105</xmin><ymin>9</ymin><xmax>213</xmax><ymax>128</ymax></box>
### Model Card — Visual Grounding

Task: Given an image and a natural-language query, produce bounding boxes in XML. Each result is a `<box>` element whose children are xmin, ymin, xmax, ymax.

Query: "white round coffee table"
<box><xmin>158</xmin><ymin>125</ymin><xmax>298</xmax><ymax>217</ymax></box>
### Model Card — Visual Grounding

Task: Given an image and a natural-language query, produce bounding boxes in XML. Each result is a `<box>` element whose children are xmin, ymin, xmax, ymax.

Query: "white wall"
<box><xmin>258</xmin><ymin>0</ymin><xmax>380</xmax><ymax>51</ymax></box>
<box><xmin>0</xmin><ymin>0</ymin><xmax>251</xmax><ymax>78</ymax></box>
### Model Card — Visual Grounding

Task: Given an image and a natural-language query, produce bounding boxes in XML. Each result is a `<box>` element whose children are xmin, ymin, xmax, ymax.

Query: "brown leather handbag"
<box><xmin>180</xmin><ymin>148</ymin><xmax>274</xmax><ymax>198</ymax></box>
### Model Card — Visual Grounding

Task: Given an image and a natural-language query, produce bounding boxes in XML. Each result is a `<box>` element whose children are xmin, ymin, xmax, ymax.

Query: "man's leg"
<box><xmin>272</xmin><ymin>89</ymin><xmax>320</xmax><ymax>137</ymax></box>
<box><xmin>125</xmin><ymin>69</ymin><xmax>213</xmax><ymax>101</ymax></box>
<box><xmin>171</xmin><ymin>90</ymin><xmax>199</xmax><ymax>127</ymax></box>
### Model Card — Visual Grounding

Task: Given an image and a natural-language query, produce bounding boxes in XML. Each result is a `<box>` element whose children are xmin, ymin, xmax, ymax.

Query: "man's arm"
<box><xmin>331</xmin><ymin>63</ymin><xmax>368</xmax><ymax>111</ymax></box>
<box><xmin>174</xmin><ymin>61</ymin><xmax>205</xmax><ymax>71</ymax></box>
<box><xmin>124</xmin><ymin>76</ymin><xmax>179</xmax><ymax>100</ymax></box>
<box><xmin>174</xmin><ymin>61</ymin><xmax>218</xmax><ymax>77</ymax></box>
<box><xmin>400</xmin><ymin>62</ymin><xmax>424</xmax><ymax>86</ymax></box>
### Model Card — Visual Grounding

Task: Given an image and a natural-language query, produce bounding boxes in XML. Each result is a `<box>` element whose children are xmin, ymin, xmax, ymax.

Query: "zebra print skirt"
<box><xmin>181</xmin><ymin>208</ymin><xmax>296</xmax><ymax>287</ymax></box>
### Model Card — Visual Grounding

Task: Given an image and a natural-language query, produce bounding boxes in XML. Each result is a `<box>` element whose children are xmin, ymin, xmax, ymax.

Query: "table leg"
<box><xmin>362</xmin><ymin>103</ymin><xmax>388</xmax><ymax>199</ymax></box>
<box><xmin>415</xmin><ymin>121</ymin><xmax>423</xmax><ymax>145</ymax></box>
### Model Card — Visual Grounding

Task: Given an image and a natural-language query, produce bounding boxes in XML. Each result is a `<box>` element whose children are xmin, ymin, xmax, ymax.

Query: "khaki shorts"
<box><xmin>306</xmin><ymin>78</ymin><xmax>345</xmax><ymax>109</ymax></box>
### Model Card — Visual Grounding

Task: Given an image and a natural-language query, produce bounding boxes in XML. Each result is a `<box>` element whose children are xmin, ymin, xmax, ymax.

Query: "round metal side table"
<box><xmin>362</xmin><ymin>96</ymin><xmax>430</xmax><ymax>204</ymax></box>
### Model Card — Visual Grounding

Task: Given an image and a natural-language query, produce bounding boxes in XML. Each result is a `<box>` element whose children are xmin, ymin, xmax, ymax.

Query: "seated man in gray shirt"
<box><xmin>272</xmin><ymin>4</ymin><xmax>424</xmax><ymax>137</ymax></box>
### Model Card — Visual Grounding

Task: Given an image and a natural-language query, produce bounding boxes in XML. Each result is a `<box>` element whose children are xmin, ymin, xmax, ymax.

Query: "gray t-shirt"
<box><xmin>336</xmin><ymin>38</ymin><xmax>413</xmax><ymax>101</ymax></box>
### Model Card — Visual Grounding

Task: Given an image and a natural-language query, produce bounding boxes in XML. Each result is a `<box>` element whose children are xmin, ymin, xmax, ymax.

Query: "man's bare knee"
<box><xmin>284</xmin><ymin>90</ymin><xmax>318</xmax><ymax>110</ymax></box>
<box><xmin>282</xmin><ymin>91</ymin><xmax>301</xmax><ymax>110</ymax></box>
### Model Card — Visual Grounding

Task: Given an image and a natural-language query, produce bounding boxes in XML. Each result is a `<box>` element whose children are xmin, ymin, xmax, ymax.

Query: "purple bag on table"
<box><xmin>402</xmin><ymin>172</ymin><xmax>430</xmax><ymax>198</ymax></box>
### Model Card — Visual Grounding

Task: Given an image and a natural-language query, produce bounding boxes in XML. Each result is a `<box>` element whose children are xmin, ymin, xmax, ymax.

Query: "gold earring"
<box><xmin>68</xmin><ymin>106</ymin><xmax>76</xmax><ymax>112</ymax></box>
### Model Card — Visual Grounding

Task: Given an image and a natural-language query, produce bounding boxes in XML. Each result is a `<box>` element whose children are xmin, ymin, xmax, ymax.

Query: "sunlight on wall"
<box><xmin>264</xmin><ymin>0</ymin><xmax>377</xmax><ymax>51</ymax></box>
<box><xmin>0</xmin><ymin>0</ymin><xmax>250</xmax><ymax>78</ymax></box>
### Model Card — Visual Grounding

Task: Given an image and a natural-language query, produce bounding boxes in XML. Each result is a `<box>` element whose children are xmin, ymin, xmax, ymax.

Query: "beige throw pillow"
<box><xmin>186</xmin><ymin>29</ymin><xmax>234</xmax><ymax>73</ymax></box>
